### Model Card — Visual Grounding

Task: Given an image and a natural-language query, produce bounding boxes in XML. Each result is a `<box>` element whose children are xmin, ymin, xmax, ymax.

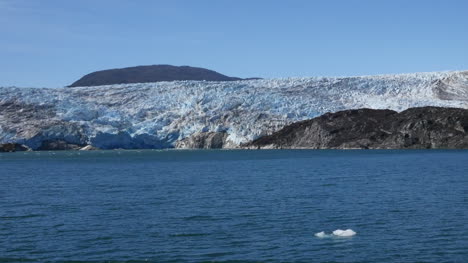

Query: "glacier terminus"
<box><xmin>0</xmin><ymin>71</ymin><xmax>467</xmax><ymax>150</ymax></box>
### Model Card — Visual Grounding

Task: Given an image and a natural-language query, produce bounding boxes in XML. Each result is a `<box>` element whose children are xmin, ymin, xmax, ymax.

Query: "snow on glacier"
<box><xmin>0</xmin><ymin>71</ymin><xmax>467</xmax><ymax>149</ymax></box>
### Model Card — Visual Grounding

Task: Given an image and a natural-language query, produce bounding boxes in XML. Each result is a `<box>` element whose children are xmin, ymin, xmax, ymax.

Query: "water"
<box><xmin>1</xmin><ymin>150</ymin><xmax>467</xmax><ymax>263</ymax></box>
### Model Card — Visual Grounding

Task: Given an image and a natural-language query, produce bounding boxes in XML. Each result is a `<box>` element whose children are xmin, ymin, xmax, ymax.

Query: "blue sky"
<box><xmin>1</xmin><ymin>0</ymin><xmax>468</xmax><ymax>87</ymax></box>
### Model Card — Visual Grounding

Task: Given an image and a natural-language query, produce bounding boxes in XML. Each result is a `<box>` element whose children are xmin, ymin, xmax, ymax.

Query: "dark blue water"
<box><xmin>1</xmin><ymin>150</ymin><xmax>467</xmax><ymax>263</ymax></box>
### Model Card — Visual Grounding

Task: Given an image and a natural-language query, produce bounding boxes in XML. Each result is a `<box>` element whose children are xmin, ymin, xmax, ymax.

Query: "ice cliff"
<box><xmin>0</xmin><ymin>71</ymin><xmax>467</xmax><ymax>149</ymax></box>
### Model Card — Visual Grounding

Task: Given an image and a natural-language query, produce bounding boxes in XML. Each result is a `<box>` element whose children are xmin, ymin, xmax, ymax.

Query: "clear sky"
<box><xmin>1</xmin><ymin>0</ymin><xmax>468</xmax><ymax>87</ymax></box>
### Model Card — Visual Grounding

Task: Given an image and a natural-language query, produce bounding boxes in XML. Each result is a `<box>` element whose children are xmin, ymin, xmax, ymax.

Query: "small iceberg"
<box><xmin>315</xmin><ymin>229</ymin><xmax>356</xmax><ymax>238</ymax></box>
<box><xmin>314</xmin><ymin>231</ymin><xmax>328</xmax><ymax>238</ymax></box>
<box><xmin>332</xmin><ymin>229</ymin><xmax>356</xmax><ymax>237</ymax></box>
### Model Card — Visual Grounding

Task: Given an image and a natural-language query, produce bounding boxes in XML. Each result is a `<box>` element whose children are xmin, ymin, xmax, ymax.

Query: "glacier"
<box><xmin>0</xmin><ymin>71</ymin><xmax>467</xmax><ymax>149</ymax></box>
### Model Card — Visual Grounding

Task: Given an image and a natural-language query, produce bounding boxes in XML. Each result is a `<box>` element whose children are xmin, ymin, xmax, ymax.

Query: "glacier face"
<box><xmin>0</xmin><ymin>71</ymin><xmax>467</xmax><ymax>149</ymax></box>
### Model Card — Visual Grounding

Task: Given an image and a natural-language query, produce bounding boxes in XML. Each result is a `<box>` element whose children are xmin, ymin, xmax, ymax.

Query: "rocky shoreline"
<box><xmin>0</xmin><ymin>142</ymin><xmax>99</xmax><ymax>152</ymax></box>
<box><xmin>245</xmin><ymin>107</ymin><xmax>468</xmax><ymax>149</ymax></box>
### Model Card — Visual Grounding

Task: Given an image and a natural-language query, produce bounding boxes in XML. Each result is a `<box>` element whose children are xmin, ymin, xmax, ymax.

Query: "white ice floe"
<box><xmin>332</xmin><ymin>229</ymin><xmax>356</xmax><ymax>237</ymax></box>
<box><xmin>314</xmin><ymin>231</ymin><xmax>327</xmax><ymax>238</ymax></box>
<box><xmin>315</xmin><ymin>229</ymin><xmax>356</xmax><ymax>238</ymax></box>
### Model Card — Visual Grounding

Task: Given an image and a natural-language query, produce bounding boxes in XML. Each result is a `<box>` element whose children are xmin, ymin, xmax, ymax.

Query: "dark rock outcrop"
<box><xmin>245</xmin><ymin>107</ymin><xmax>468</xmax><ymax>149</ymax></box>
<box><xmin>69</xmin><ymin>65</ymin><xmax>251</xmax><ymax>87</ymax></box>
<box><xmin>432</xmin><ymin>71</ymin><xmax>468</xmax><ymax>101</ymax></box>
<box><xmin>175</xmin><ymin>132</ymin><xmax>228</xmax><ymax>149</ymax></box>
<box><xmin>36</xmin><ymin>140</ymin><xmax>84</xmax><ymax>151</ymax></box>
<box><xmin>0</xmin><ymin>143</ymin><xmax>31</xmax><ymax>152</ymax></box>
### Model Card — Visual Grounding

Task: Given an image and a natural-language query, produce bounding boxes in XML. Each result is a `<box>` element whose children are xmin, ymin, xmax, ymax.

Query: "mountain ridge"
<box><xmin>69</xmin><ymin>65</ymin><xmax>259</xmax><ymax>87</ymax></box>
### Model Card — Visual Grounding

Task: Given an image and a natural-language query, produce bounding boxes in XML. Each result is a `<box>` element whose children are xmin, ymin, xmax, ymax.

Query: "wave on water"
<box><xmin>315</xmin><ymin>229</ymin><xmax>356</xmax><ymax>238</ymax></box>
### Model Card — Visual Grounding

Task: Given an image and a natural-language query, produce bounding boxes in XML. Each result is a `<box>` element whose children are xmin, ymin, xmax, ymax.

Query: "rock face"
<box><xmin>69</xmin><ymin>65</ymin><xmax>245</xmax><ymax>87</ymax></box>
<box><xmin>175</xmin><ymin>132</ymin><xmax>228</xmax><ymax>149</ymax></box>
<box><xmin>37</xmin><ymin>140</ymin><xmax>84</xmax><ymax>151</ymax></box>
<box><xmin>0</xmin><ymin>143</ymin><xmax>31</xmax><ymax>152</ymax></box>
<box><xmin>246</xmin><ymin>107</ymin><xmax>468</xmax><ymax>149</ymax></box>
<box><xmin>1</xmin><ymin>71</ymin><xmax>467</xmax><ymax>149</ymax></box>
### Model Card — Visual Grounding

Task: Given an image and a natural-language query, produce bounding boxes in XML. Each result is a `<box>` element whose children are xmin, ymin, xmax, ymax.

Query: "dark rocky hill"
<box><xmin>245</xmin><ymin>107</ymin><xmax>468</xmax><ymax>149</ymax></box>
<box><xmin>69</xmin><ymin>65</ymin><xmax>254</xmax><ymax>87</ymax></box>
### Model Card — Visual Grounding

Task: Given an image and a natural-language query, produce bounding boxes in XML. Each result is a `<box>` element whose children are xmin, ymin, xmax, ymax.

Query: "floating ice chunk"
<box><xmin>315</xmin><ymin>229</ymin><xmax>356</xmax><ymax>238</ymax></box>
<box><xmin>332</xmin><ymin>229</ymin><xmax>356</xmax><ymax>237</ymax></box>
<box><xmin>314</xmin><ymin>231</ymin><xmax>327</xmax><ymax>238</ymax></box>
